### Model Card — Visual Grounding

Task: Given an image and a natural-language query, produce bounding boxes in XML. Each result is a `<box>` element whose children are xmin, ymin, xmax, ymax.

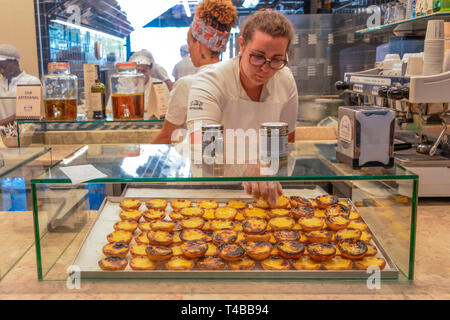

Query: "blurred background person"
<box><xmin>172</xmin><ymin>44</ymin><xmax>198</xmax><ymax>82</ymax></box>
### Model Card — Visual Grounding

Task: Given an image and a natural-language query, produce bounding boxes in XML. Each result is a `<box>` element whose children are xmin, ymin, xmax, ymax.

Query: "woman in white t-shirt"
<box><xmin>152</xmin><ymin>0</ymin><xmax>238</xmax><ymax>144</ymax></box>
<box><xmin>186</xmin><ymin>9</ymin><xmax>299</xmax><ymax>206</ymax></box>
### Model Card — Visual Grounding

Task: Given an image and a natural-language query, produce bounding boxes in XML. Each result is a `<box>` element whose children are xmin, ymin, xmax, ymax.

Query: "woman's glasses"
<box><xmin>249</xmin><ymin>53</ymin><xmax>288</xmax><ymax>70</ymax></box>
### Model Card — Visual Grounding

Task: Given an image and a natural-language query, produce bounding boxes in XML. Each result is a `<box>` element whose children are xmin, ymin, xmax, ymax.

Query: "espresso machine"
<box><xmin>336</xmin><ymin>69</ymin><xmax>450</xmax><ymax>197</ymax></box>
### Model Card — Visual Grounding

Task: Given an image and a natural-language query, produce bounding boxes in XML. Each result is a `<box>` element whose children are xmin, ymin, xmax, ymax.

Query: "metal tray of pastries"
<box><xmin>73</xmin><ymin>194</ymin><xmax>399</xmax><ymax>280</ymax></box>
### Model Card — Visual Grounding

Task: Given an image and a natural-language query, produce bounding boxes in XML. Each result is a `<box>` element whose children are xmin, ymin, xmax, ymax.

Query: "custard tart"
<box><xmin>119</xmin><ymin>199</ymin><xmax>141</xmax><ymax>211</ymax></box>
<box><xmin>348</xmin><ymin>210</ymin><xmax>361</xmax><ymax>220</ymax></box>
<box><xmin>202</xmin><ymin>208</ymin><xmax>216</xmax><ymax>220</ymax></box>
<box><xmin>211</xmin><ymin>219</ymin><xmax>235</xmax><ymax>231</ymax></box>
<box><xmin>205</xmin><ymin>243</ymin><xmax>219</xmax><ymax>256</ymax></box>
<box><xmin>244</xmin><ymin>233</ymin><xmax>271</xmax><ymax>242</ymax></box>
<box><xmin>360</xmin><ymin>231</ymin><xmax>373</xmax><ymax>243</ymax></box>
<box><xmin>212</xmin><ymin>229</ymin><xmax>238</xmax><ymax>245</ymax></box>
<box><xmin>270</xmin><ymin>246</ymin><xmax>280</xmax><ymax>256</ymax></box>
<box><xmin>268</xmin><ymin>217</ymin><xmax>295</xmax><ymax>231</ymax></box>
<box><xmin>253</xmin><ymin>198</ymin><xmax>270</xmax><ymax>209</ymax></box>
<box><xmin>171</xmin><ymin>199</ymin><xmax>192</xmax><ymax>211</ymax></box>
<box><xmin>273</xmin><ymin>229</ymin><xmax>300</xmax><ymax>242</ymax></box>
<box><xmin>307</xmin><ymin>243</ymin><xmax>336</xmax><ymax>262</ymax></box>
<box><xmin>181</xmin><ymin>240</ymin><xmax>208</xmax><ymax>258</ymax></box>
<box><xmin>334</xmin><ymin>228</ymin><xmax>362</xmax><ymax>243</ymax></box>
<box><xmin>337</xmin><ymin>240</ymin><xmax>368</xmax><ymax>260</ymax></box>
<box><xmin>172</xmin><ymin>231</ymin><xmax>182</xmax><ymax>244</ymax></box>
<box><xmin>242</xmin><ymin>217</ymin><xmax>267</xmax><ymax>235</ymax></box>
<box><xmin>315</xmin><ymin>195</ymin><xmax>338</xmax><ymax>209</ymax></box>
<box><xmin>180</xmin><ymin>206</ymin><xmax>204</xmax><ymax>217</ymax></box>
<box><xmin>298</xmin><ymin>216</ymin><xmax>325</xmax><ymax>232</ymax></box>
<box><xmin>180</xmin><ymin>216</ymin><xmax>205</xmax><ymax>230</ymax></box>
<box><xmin>146</xmin><ymin>245</ymin><xmax>173</xmax><ymax>261</ymax></box>
<box><xmin>268</xmin><ymin>208</ymin><xmax>291</xmax><ymax>218</ymax></box>
<box><xmin>305</xmin><ymin>230</ymin><xmax>333</xmax><ymax>243</ymax></box>
<box><xmin>149</xmin><ymin>220</ymin><xmax>176</xmax><ymax>232</ymax></box>
<box><xmin>130</xmin><ymin>243</ymin><xmax>149</xmax><ymax>257</ymax></box>
<box><xmin>143</xmin><ymin>209</ymin><xmax>166</xmax><ymax>221</ymax></box>
<box><xmin>227</xmin><ymin>200</ymin><xmax>248</xmax><ymax>210</ymax></box>
<box><xmin>102</xmin><ymin>242</ymin><xmax>129</xmax><ymax>258</ymax></box>
<box><xmin>277</xmin><ymin>241</ymin><xmax>305</xmax><ymax>259</ymax></box>
<box><xmin>243</xmin><ymin>207</ymin><xmax>269</xmax><ymax>220</ymax></box>
<box><xmin>365</xmin><ymin>243</ymin><xmax>378</xmax><ymax>256</ymax></box>
<box><xmin>233</xmin><ymin>222</ymin><xmax>243</xmax><ymax>232</ymax></box>
<box><xmin>292</xmin><ymin>256</ymin><xmax>322</xmax><ymax>270</ymax></box>
<box><xmin>348</xmin><ymin>220</ymin><xmax>368</xmax><ymax>231</ymax></box>
<box><xmin>325</xmin><ymin>204</ymin><xmax>350</xmax><ymax>218</ymax></box>
<box><xmin>214</xmin><ymin>207</ymin><xmax>238</xmax><ymax>220</ymax></box>
<box><xmin>217</xmin><ymin>243</ymin><xmax>245</xmax><ymax>261</ymax></box>
<box><xmin>107</xmin><ymin>230</ymin><xmax>133</xmax><ymax>244</ymax></box>
<box><xmin>243</xmin><ymin>241</ymin><xmax>273</xmax><ymax>260</ymax></box>
<box><xmin>236</xmin><ymin>232</ymin><xmax>246</xmax><ymax>243</ymax></box>
<box><xmin>113</xmin><ymin>220</ymin><xmax>138</xmax><ymax>233</ymax></box>
<box><xmin>234</xmin><ymin>212</ymin><xmax>246</xmax><ymax>221</ymax></box>
<box><xmin>171</xmin><ymin>245</ymin><xmax>183</xmax><ymax>256</ymax></box>
<box><xmin>298</xmin><ymin>232</ymin><xmax>309</xmax><ymax>243</ymax></box>
<box><xmin>147</xmin><ymin>230</ymin><xmax>173</xmax><ymax>246</ymax></box>
<box><xmin>322</xmin><ymin>256</ymin><xmax>353</xmax><ymax>270</ymax></box>
<box><xmin>130</xmin><ymin>256</ymin><xmax>157</xmax><ymax>270</ymax></box>
<box><xmin>165</xmin><ymin>256</ymin><xmax>195</xmax><ymax>270</ymax></box>
<box><xmin>197</xmin><ymin>256</ymin><xmax>226</xmax><ymax>270</ymax></box>
<box><xmin>314</xmin><ymin>209</ymin><xmax>327</xmax><ymax>218</ymax></box>
<box><xmin>145</xmin><ymin>199</ymin><xmax>167</xmax><ymax>211</ymax></box>
<box><xmin>197</xmin><ymin>200</ymin><xmax>219</xmax><ymax>210</ymax></box>
<box><xmin>261</xmin><ymin>256</ymin><xmax>291</xmax><ymax>270</ymax></box>
<box><xmin>119</xmin><ymin>210</ymin><xmax>142</xmax><ymax>222</ymax></box>
<box><xmin>227</xmin><ymin>256</ymin><xmax>256</xmax><ymax>270</ymax></box>
<box><xmin>275</xmin><ymin>196</ymin><xmax>291</xmax><ymax>209</ymax></box>
<box><xmin>337</xmin><ymin>200</ymin><xmax>352</xmax><ymax>209</ymax></box>
<box><xmin>354</xmin><ymin>256</ymin><xmax>386</xmax><ymax>270</ymax></box>
<box><xmin>138</xmin><ymin>221</ymin><xmax>153</xmax><ymax>232</ymax></box>
<box><xmin>325</xmin><ymin>215</ymin><xmax>350</xmax><ymax>231</ymax></box>
<box><xmin>292</xmin><ymin>223</ymin><xmax>302</xmax><ymax>231</ymax></box>
<box><xmin>290</xmin><ymin>196</ymin><xmax>313</xmax><ymax>208</ymax></box>
<box><xmin>98</xmin><ymin>256</ymin><xmax>128</xmax><ymax>271</ymax></box>
<box><xmin>202</xmin><ymin>220</ymin><xmax>213</xmax><ymax>232</ymax></box>
<box><xmin>134</xmin><ymin>232</ymin><xmax>151</xmax><ymax>245</ymax></box>
<box><xmin>179</xmin><ymin>229</ymin><xmax>207</xmax><ymax>242</ymax></box>
<box><xmin>169</xmin><ymin>210</ymin><xmax>184</xmax><ymax>221</ymax></box>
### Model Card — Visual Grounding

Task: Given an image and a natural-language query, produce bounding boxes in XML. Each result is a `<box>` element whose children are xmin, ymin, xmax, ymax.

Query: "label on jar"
<box><xmin>91</xmin><ymin>92</ymin><xmax>103</xmax><ymax>112</ymax></box>
<box><xmin>260</xmin><ymin>128</ymin><xmax>288</xmax><ymax>165</ymax></box>
<box><xmin>339</xmin><ymin>115</ymin><xmax>352</xmax><ymax>143</ymax></box>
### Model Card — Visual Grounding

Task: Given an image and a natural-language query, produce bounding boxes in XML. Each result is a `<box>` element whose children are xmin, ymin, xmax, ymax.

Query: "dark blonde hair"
<box><xmin>240</xmin><ymin>9</ymin><xmax>295</xmax><ymax>54</ymax></box>
<box><xmin>196</xmin><ymin>0</ymin><xmax>238</xmax><ymax>32</ymax></box>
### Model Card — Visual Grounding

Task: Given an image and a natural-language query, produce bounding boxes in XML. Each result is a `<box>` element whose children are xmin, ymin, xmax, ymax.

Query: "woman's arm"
<box><xmin>152</xmin><ymin>119</ymin><xmax>182</xmax><ymax>144</ymax></box>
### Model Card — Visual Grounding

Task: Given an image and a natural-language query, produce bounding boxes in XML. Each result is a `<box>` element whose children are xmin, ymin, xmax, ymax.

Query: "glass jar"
<box><xmin>110</xmin><ymin>63</ymin><xmax>145</xmax><ymax>120</ymax></box>
<box><xmin>43</xmin><ymin>62</ymin><xmax>78</xmax><ymax>121</ymax></box>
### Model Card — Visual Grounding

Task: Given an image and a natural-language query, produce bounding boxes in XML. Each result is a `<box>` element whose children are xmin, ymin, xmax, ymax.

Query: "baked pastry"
<box><xmin>197</xmin><ymin>256</ymin><xmax>226</xmax><ymax>270</ymax></box>
<box><xmin>273</xmin><ymin>229</ymin><xmax>300</xmax><ymax>242</ymax></box>
<box><xmin>275</xmin><ymin>196</ymin><xmax>291</xmax><ymax>209</ymax></box>
<box><xmin>233</xmin><ymin>222</ymin><xmax>243</xmax><ymax>232</ymax></box>
<box><xmin>313</xmin><ymin>209</ymin><xmax>327</xmax><ymax>218</ymax></box>
<box><xmin>298</xmin><ymin>217</ymin><xmax>325</xmax><ymax>232</ymax></box>
<box><xmin>360</xmin><ymin>231</ymin><xmax>373</xmax><ymax>243</ymax></box>
<box><xmin>268</xmin><ymin>217</ymin><xmax>295</xmax><ymax>231</ymax></box>
<box><xmin>242</xmin><ymin>217</ymin><xmax>267</xmax><ymax>235</ymax></box>
<box><xmin>277</xmin><ymin>241</ymin><xmax>305</xmax><ymax>259</ymax></box>
<box><xmin>149</xmin><ymin>220</ymin><xmax>176</xmax><ymax>233</ymax></box>
<box><xmin>243</xmin><ymin>241</ymin><xmax>272</xmax><ymax>260</ymax></box>
<box><xmin>135</xmin><ymin>232</ymin><xmax>151</xmax><ymax>245</ymax></box>
<box><xmin>228</xmin><ymin>256</ymin><xmax>256</xmax><ymax>270</ymax></box>
<box><xmin>202</xmin><ymin>209</ymin><xmax>216</xmax><ymax>220</ymax></box>
<box><xmin>119</xmin><ymin>210</ymin><xmax>142</xmax><ymax>222</ymax></box>
<box><xmin>322</xmin><ymin>256</ymin><xmax>353</xmax><ymax>270</ymax></box>
<box><xmin>325</xmin><ymin>215</ymin><xmax>350</xmax><ymax>231</ymax></box>
<box><xmin>143</xmin><ymin>209</ymin><xmax>166</xmax><ymax>221</ymax></box>
<box><xmin>172</xmin><ymin>231</ymin><xmax>182</xmax><ymax>244</ymax></box>
<box><xmin>180</xmin><ymin>206</ymin><xmax>204</xmax><ymax>217</ymax></box>
<box><xmin>171</xmin><ymin>199</ymin><xmax>192</xmax><ymax>211</ymax></box>
<box><xmin>391</xmin><ymin>194</ymin><xmax>410</xmax><ymax>204</ymax></box>
<box><xmin>147</xmin><ymin>230</ymin><xmax>173</xmax><ymax>246</ymax></box>
<box><xmin>102</xmin><ymin>242</ymin><xmax>129</xmax><ymax>258</ymax></box>
<box><xmin>365</xmin><ymin>243</ymin><xmax>378</xmax><ymax>256</ymax></box>
<box><xmin>205</xmin><ymin>243</ymin><xmax>219</xmax><ymax>256</ymax></box>
<box><xmin>244</xmin><ymin>233</ymin><xmax>271</xmax><ymax>242</ymax></box>
<box><xmin>338</xmin><ymin>240</ymin><xmax>368</xmax><ymax>260</ymax></box>
<box><xmin>212</xmin><ymin>229</ymin><xmax>238</xmax><ymax>245</ymax></box>
<box><xmin>214</xmin><ymin>207</ymin><xmax>237</xmax><ymax>220</ymax></box>
<box><xmin>169</xmin><ymin>210</ymin><xmax>184</xmax><ymax>221</ymax></box>
<box><xmin>315</xmin><ymin>195</ymin><xmax>338</xmax><ymax>209</ymax></box>
<box><xmin>290</xmin><ymin>206</ymin><xmax>314</xmax><ymax>220</ymax></box>
<box><xmin>171</xmin><ymin>245</ymin><xmax>183</xmax><ymax>256</ymax></box>
<box><xmin>348</xmin><ymin>210</ymin><xmax>361</xmax><ymax>220</ymax></box>
<box><xmin>253</xmin><ymin>198</ymin><xmax>270</xmax><ymax>209</ymax></box>
<box><xmin>210</xmin><ymin>219</ymin><xmax>235</xmax><ymax>231</ymax></box>
<box><xmin>261</xmin><ymin>256</ymin><xmax>290</xmax><ymax>270</ymax></box>
<box><xmin>305</xmin><ymin>230</ymin><xmax>333</xmax><ymax>243</ymax></box>
<box><xmin>180</xmin><ymin>216</ymin><xmax>205</xmax><ymax>229</ymax></box>
<box><xmin>181</xmin><ymin>240</ymin><xmax>208</xmax><ymax>258</ymax></box>
<box><xmin>337</xmin><ymin>200</ymin><xmax>352</xmax><ymax>209</ymax></box>
<box><xmin>227</xmin><ymin>200</ymin><xmax>248</xmax><ymax>210</ymax></box>
<box><xmin>325</xmin><ymin>204</ymin><xmax>350</xmax><ymax>218</ymax></box>
<box><xmin>98</xmin><ymin>257</ymin><xmax>128</xmax><ymax>271</ymax></box>
<box><xmin>217</xmin><ymin>243</ymin><xmax>245</xmax><ymax>261</ymax></box>
<box><xmin>270</xmin><ymin>246</ymin><xmax>279</xmax><ymax>256</ymax></box>
<box><xmin>354</xmin><ymin>257</ymin><xmax>386</xmax><ymax>270</ymax></box>
<box><xmin>348</xmin><ymin>220</ymin><xmax>368</xmax><ymax>231</ymax></box>
<box><xmin>292</xmin><ymin>256</ymin><xmax>322</xmax><ymax>270</ymax></box>
<box><xmin>243</xmin><ymin>207</ymin><xmax>269</xmax><ymax>220</ymax></box>
<box><xmin>236</xmin><ymin>232</ymin><xmax>246</xmax><ymax>243</ymax></box>
<box><xmin>234</xmin><ymin>212</ymin><xmax>246</xmax><ymax>221</ymax></box>
<box><xmin>130</xmin><ymin>243</ymin><xmax>149</xmax><ymax>257</ymax></box>
<box><xmin>107</xmin><ymin>230</ymin><xmax>133</xmax><ymax>244</ymax></box>
<box><xmin>290</xmin><ymin>196</ymin><xmax>313</xmax><ymax>208</ymax></box>
<box><xmin>179</xmin><ymin>229</ymin><xmax>207</xmax><ymax>242</ymax></box>
<box><xmin>138</xmin><ymin>221</ymin><xmax>153</xmax><ymax>232</ymax></box>
<box><xmin>307</xmin><ymin>243</ymin><xmax>336</xmax><ymax>262</ymax></box>
<box><xmin>298</xmin><ymin>232</ymin><xmax>309</xmax><ymax>243</ymax></box>
<box><xmin>292</xmin><ymin>223</ymin><xmax>302</xmax><ymax>231</ymax></box>
<box><xmin>334</xmin><ymin>228</ymin><xmax>362</xmax><ymax>243</ymax></box>
<box><xmin>268</xmin><ymin>208</ymin><xmax>291</xmax><ymax>219</ymax></box>
<box><xmin>119</xmin><ymin>199</ymin><xmax>141</xmax><ymax>211</ymax></box>
<box><xmin>130</xmin><ymin>256</ymin><xmax>157</xmax><ymax>270</ymax></box>
<box><xmin>198</xmin><ymin>200</ymin><xmax>219</xmax><ymax>209</ymax></box>
<box><xmin>146</xmin><ymin>245</ymin><xmax>173</xmax><ymax>261</ymax></box>
<box><xmin>308</xmin><ymin>198</ymin><xmax>319</xmax><ymax>208</ymax></box>
<box><xmin>113</xmin><ymin>219</ymin><xmax>138</xmax><ymax>233</ymax></box>
<box><xmin>202</xmin><ymin>220</ymin><xmax>213</xmax><ymax>232</ymax></box>
<box><xmin>165</xmin><ymin>256</ymin><xmax>195</xmax><ymax>270</ymax></box>
<box><xmin>145</xmin><ymin>199</ymin><xmax>167</xmax><ymax>211</ymax></box>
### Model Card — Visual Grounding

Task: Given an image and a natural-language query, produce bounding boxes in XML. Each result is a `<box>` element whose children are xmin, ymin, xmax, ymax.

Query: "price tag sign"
<box><xmin>146</xmin><ymin>82</ymin><xmax>168</xmax><ymax>120</ymax></box>
<box><xmin>16</xmin><ymin>84</ymin><xmax>43</xmax><ymax>120</ymax></box>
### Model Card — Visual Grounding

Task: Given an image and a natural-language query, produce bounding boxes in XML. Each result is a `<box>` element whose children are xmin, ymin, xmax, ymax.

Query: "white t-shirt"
<box><xmin>186</xmin><ymin>56</ymin><xmax>298</xmax><ymax>134</ymax></box>
<box><xmin>172</xmin><ymin>56</ymin><xmax>198</xmax><ymax>81</ymax></box>
<box><xmin>151</xmin><ymin>63</ymin><xmax>170</xmax><ymax>82</ymax></box>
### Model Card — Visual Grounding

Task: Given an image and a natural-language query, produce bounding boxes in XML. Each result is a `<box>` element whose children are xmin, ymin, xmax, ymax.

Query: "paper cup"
<box><xmin>406</xmin><ymin>57</ymin><xmax>423</xmax><ymax>76</ymax></box>
<box><xmin>443</xmin><ymin>50</ymin><xmax>450</xmax><ymax>73</ymax></box>
<box><xmin>426</xmin><ymin>20</ymin><xmax>445</xmax><ymax>40</ymax></box>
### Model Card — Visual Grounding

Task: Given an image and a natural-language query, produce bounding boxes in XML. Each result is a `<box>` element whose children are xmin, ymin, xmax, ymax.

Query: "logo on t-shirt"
<box><xmin>189</xmin><ymin>100</ymin><xmax>204</xmax><ymax>110</ymax></box>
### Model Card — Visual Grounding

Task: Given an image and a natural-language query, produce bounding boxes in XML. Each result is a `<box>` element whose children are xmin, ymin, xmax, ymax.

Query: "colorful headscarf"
<box><xmin>190</xmin><ymin>16</ymin><xmax>230</xmax><ymax>53</ymax></box>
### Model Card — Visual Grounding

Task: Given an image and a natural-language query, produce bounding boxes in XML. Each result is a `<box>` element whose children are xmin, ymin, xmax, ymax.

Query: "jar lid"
<box><xmin>116</xmin><ymin>62</ymin><xmax>137</xmax><ymax>67</ymax></box>
<box><xmin>48</xmin><ymin>62</ymin><xmax>69</xmax><ymax>68</ymax></box>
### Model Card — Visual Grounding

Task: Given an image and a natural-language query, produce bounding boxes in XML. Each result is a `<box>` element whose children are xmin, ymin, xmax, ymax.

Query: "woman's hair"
<box><xmin>240</xmin><ymin>9</ymin><xmax>295</xmax><ymax>55</ymax></box>
<box><xmin>195</xmin><ymin>0</ymin><xmax>238</xmax><ymax>33</ymax></box>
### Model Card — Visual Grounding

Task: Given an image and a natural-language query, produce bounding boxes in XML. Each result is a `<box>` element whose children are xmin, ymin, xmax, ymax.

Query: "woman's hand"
<box><xmin>243</xmin><ymin>181</ymin><xmax>283</xmax><ymax>208</ymax></box>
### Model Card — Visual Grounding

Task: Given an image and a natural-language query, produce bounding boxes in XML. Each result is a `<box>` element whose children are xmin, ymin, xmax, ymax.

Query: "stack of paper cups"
<box><xmin>445</xmin><ymin>22</ymin><xmax>450</xmax><ymax>51</ymax></box>
<box><xmin>443</xmin><ymin>50</ymin><xmax>450</xmax><ymax>72</ymax></box>
<box><xmin>423</xmin><ymin>20</ymin><xmax>445</xmax><ymax>76</ymax></box>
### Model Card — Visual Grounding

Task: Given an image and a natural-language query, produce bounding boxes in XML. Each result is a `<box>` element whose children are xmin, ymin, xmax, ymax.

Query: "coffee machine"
<box><xmin>336</xmin><ymin>69</ymin><xmax>450</xmax><ymax>196</ymax></box>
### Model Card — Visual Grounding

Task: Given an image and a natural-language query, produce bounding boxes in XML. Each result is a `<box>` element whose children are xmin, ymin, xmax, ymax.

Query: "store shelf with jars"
<box><xmin>0</xmin><ymin>146</ymin><xmax>52</xmax><ymax>280</ymax></box>
<box><xmin>30</xmin><ymin>142</ymin><xmax>418</xmax><ymax>282</ymax></box>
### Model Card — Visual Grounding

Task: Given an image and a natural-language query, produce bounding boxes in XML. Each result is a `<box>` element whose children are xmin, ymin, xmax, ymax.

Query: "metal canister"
<box><xmin>201</xmin><ymin>124</ymin><xmax>224</xmax><ymax>165</ymax></box>
<box><xmin>259</xmin><ymin>122</ymin><xmax>289</xmax><ymax>166</ymax></box>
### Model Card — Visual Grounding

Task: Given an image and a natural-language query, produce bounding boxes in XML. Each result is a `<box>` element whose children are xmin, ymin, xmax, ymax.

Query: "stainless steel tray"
<box><xmin>72</xmin><ymin>190</ymin><xmax>399</xmax><ymax>280</ymax></box>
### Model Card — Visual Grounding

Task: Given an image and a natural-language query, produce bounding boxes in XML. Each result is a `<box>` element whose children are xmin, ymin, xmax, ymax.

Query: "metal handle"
<box><xmin>429</xmin><ymin>121</ymin><xmax>448</xmax><ymax>156</ymax></box>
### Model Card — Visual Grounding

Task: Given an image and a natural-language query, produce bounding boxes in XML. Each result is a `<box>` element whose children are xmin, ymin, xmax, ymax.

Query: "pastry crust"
<box><xmin>217</xmin><ymin>243</ymin><xmax>245</xmax><ymax>261</ymax></box>
<box><xmin>338</xmin><ymin>240</ymin><xmax>368</xmax><ymax>260</ymax></box>
<box><xmin>98</xmin><ymin>256</ymin><xmax>128</xmax><ymax>271</ymax></box>
<box><xmin>146</xmin><ymin>245</ymin><xmax>173</xmax><ymax>261</ymax></box>
<box><xmin>171</xmin><ymin>245</ymin><xmax>183</xmax><ymax>256</ymax></box>
<box><xmin>305</xmin><ymin>230</ymin><xmax>333</xmax><ymax>243</ymax></box>
<box><xmin>210</xmin><ymin>219</ymin><xmax>235</xmax><ymax>231</ymax></box>
<box><xmin>227</xmin><ymin>200</ymin><xmax>248</xmax><ymax>210</ymax></box>
<box><xmin>348</xmin><ymin>220</ymin><xmax>368</xmax><ymax>231</ymax></box>
<box><xmin>227</xmin><ymin>256</ymin><xmax>256</xmax><ymax>270</ymax></box>
<box><xmin>354</xmin><ymin>256</ymin><xmax>386</xmax><ymax>270</ymax></box>
<box><xmin>102</xmin><ymin>242</ymin><xmax>129</xmax><ymax>258</ymax></box>
<box><xmin>143</xmin><ymin>209</ymin><xmax>166</xmax><ymax>221</ymax></box>
<box><xmin>145</xmin><ymin>199</ymin><xmax>167</xmax><ymax>211</ymax></box>
<box><xmin>268</xmin><ymin>217</ymin><xmax>295</xmax><ymax>231</ymax></box>
<box><xmin>181</xmin><ymin>240</ymin><xmax>208</xmax><ymax>258</ymax></box>
<box><xmin>149</xmin><ymin>220</ymin><xmax>176</xmax><ymax>232</ymax></box>
<box><xmin>273</xmin><ymin>229</ymin><xmax>300</xmax><ymax>242</ymax></box>
<box><xmin>268</xmin><ymin>208</ymin><xmax>291</xmax><ymax>218</ymax></box>
<box><xmin>119</xmin><ymin>210</ymin><xmax>142</xmax><ymax>222</ymax></box>
<box><xmin>325</xmin><ymin>215</ymin><xmax>350</xmax><ymax>231</ymax></box>
<box><xmin>348</xmin><ymin>210</ymin><xmax>361</xmax><ymax>220</ymax></box>
<box><xmin>107</xmin><ymin>230</ymin><xmax>133</xmax><ymax>244</ymax></box>
<box><xmin>365</xmin><ymin>243</ymin><xmax>378</xmax><ymax>256</ymax></box>
<box><xmin>277</xmin><ymin>241</ymin><xmax>305</xmax><ymax>259</ymax></box>
<box><xmin>322</xmin><ymin>256</ymin><xmax>353</xmax><ymax>270</ymax></box>
<box><xmin>244</xmin><ymin>233</ymin><xmax>271</xmax><ymax>242</ymax></box>
<box><xmin>325</xmin><ymin>204</ymin><xmax>350</xmax><ymax>218</ymax></box>
<box><xmin>290</xmin><ymin>196</ymin><xmax>313</xmax><ymax>208</ymax></box>
<box><xmin>202</xmin><ymin>209</ymin><xmax>216</xmax><ymax>220</ymax></box>
<box><xmin>197</xmin><ymin>256</ymin><xmax>226</xmax><ymax>270</ymax></box>
<box><xmin>119</xmin><ymin>199</ymin><xmax>141</xmax><ymax>211</ymax></box>
<box><xmin>179</xmin><ymin>229</ymin><xmax>207</xmax><ymax>242</ymax></box>
<box><xmin>113</xmin><ymin>220</ymin><xmax>138</xmax><ymax>233</ymax></box>
<box><xmin>313</xmin><ymin>209</ymin><xmax>327</xmax><ymax>218</ymax></box>
<box><xmin>261</xmin><ymin>256</ymin><xmax>291</xmax><ymax>270</ymax></box>
<box><xmin>134</xmin><ymin>232</ymin><xmax>151</xmax><ymax>245</ymax></box>
<box><xmin>130</xmin><ymin>243</ymin><xmax>148</xmax><ymax>257</ymax></box>
<box><xmin>169</xmin><ymin>210</ymin><xmax>185</xmax><ymax>221</ymax></box>
<box><xmin>243</xmin><ymin>207</ymin><xmax>269</xmax><ymax>220</ymax></box>
<box><xmin>147</xmin><ymin>230</ymin><xmax>173</xmax><ymax>246</ymax></box>
<box><xmin>275</xmin><ymin>196</ymin><xmax>291</xmax><ymax>209</ymax></box>
<box><xmin>292</xmin><ymin>256</ymin><xmax>322</xmax><ymax>270</ymax></box>
<box><xmin>360</xmin><ymin>231</ymin><xmax>373</xmax><ymax>243</ymax></box>
<box><xmin>180</xmin><ymin>206</ymin><xmax>204</xmax><ymax>217</ymax></box>
<box><xmin>334</xmin><ymin>228</ymin><xmax>362</xmax><ymax>243</ymax></box>
<box><xmin>165</xmin><ymin>256</ymin><xmax>195</xmax><ymax>270</ymax></box>
<box><xmin>198</xmin><ymin>200</ymin><xmax>219</xmax><ymax>209</ymax></box>
<box><xmin>180</xmin><ymin>216</ymin><xmax>205</xmax><ymax>229</ymax></box>
<box><xmin>130</xmin><ymin>256</ymin><xmax>157</xmax><ymax>270</ymax></box>
<box><xmin>205</xmin><ymin>243</ymin><xmax>219</xmax><ymax>256</ymax></box>
<box><xmin>212</xmin><ymin>229</ymin><xmax>238</xmax><ymax>245</ymax></box>
<box><xmin>315</xmin><ymin>195</ymin><xmax>338</xmax><ymax>209</ymax></box>
<box><xmin>242</xmin><ymin>217</ymin><xmax>267</xmax><ymax>235</ymax></box>
<box><xmin>243</xmin><ymin>241</ymin><xmax>272</xmax><ymax>260</ymax></box>
<box><xmin>214</xmin><ymin>207</ymin><xmax>237</xmax><ymax>220</ymax></box>
<box><xmin>138</xmin><ymin>221</ymin><xmax>152</xmax><ymax>232</ymax></box>
<box><xmin>253</xmin><ymin>198</ymin><xmax>270</xmax><ymax>209</ymax></box>
<box><xmin>171</xmin><ymin>199</ymin><xmax>192</xmax><ymax>211</ymax></box>
<box><xmin>298</xmin><ymin>217</ymin><xmax>325</xmax><ymax>232</ymax></box>
<box><xmin>307</xmin><ymin>243</ymin><xmax>336</xmax><ymax>262</ymax></box>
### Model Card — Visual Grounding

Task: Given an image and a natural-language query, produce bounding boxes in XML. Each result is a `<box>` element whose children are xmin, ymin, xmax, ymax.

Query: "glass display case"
<box><xmin>0</xmin><ymin>147</ymin><xmax>52</xmax><ymax>280</ymax></box>
<box><xmin>31</xmin><ymin>142</ymin><xmax>418</xmax><ymax>281</ymax></box>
